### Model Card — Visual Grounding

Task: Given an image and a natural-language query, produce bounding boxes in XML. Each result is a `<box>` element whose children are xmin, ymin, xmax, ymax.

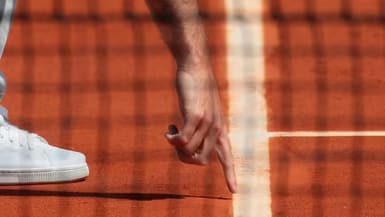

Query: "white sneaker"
<box><xmin>0</xmin><ymin>106</ymin><xmax>89</xmax><ymax>184</ymax></box>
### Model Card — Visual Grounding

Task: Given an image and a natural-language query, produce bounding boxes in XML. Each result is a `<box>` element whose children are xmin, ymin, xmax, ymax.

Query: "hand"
<box><xmin>165</xmin><ymin>64</ymin><xmax>237</xmax><ymax>193</ymax></box>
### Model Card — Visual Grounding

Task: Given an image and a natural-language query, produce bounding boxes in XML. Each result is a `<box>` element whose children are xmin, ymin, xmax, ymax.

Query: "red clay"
<box><xmin>264</xmin><ymin>0</ymin><xmax>385</xmax><ymax>131</ymax></box>
<box><xmin>264</xmin><ymin>1</ymin><xmax>385</xmax><ymax>217</ymax></box>
<box><xmin>270</xmin><ymin>137</ymin><xmax>385</xmax><ymax>217</ymax></box>
<box><xmin>0</xmin><ymin>0</ymin><xmax>232</xmax><ymax>217</ymax></box>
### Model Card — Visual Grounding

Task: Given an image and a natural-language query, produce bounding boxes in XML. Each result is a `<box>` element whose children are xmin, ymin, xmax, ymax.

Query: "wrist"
<box><xmin>176</xmin><ymin>55</ymin><xmax>211</xmax><ymax>74</ymax></box>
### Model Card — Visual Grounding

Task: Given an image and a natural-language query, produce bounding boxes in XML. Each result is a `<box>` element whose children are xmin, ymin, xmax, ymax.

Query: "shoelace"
<box><xmin>0</xmin><ymin>115</ymin><xmax>46</xmax><ymax>150</ymax></box>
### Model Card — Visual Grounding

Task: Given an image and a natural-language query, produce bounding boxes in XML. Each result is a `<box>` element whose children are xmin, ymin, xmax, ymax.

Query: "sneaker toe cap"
<box><xmin>47</xmin><ymin>146</ymin><xmax>87</xmax><ymax>167</ymax></box>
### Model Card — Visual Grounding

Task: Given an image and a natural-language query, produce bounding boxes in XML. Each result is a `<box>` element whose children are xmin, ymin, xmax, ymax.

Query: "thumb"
<box><xmin>165</xmin><ymin>125</ymin><xmax>188</xmax><ymax>147</ymax></box>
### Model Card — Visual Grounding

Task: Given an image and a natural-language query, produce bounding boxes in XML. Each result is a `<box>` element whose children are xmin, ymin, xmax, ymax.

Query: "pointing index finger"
<box><xmin>216</xmin><ymin>135</ymin><xmax>237</xmax><ymax>193</ymax></box>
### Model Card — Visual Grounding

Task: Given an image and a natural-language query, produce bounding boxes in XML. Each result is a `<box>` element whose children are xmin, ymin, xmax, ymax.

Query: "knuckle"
<box><xmin>196</xmin><ymin>156</ymin><xmax>209</xmax><ymax>165</ymax></box>
<box><xmin>217</xmin><ymin>139</ymin><xmax>231</xmax><ymax>151</ymax></box>
<box><xmin>198</xmin><ymin>160</ymin><xmax>208</xmax><ymax>165</ymax></box>
<box><xmin>212</xmin><ymin>123</ymin><xmax>222</xmax><ymax>134</ymax></box>
<box><xmin>194</xmin><ymin>112</ymin><xmax>205</xmax><ymax>122</ymax></box>
<box><xmin>201</xmin><ymin>114</ymin><xmax>213</xmax><ymax>126</ymax></box>
<box><xmin>177</xmin><ymin>151</ymin><xmax>195</xmax><ymax>165</ymax></box>
<box><xmin>183</xmin><ymin>146</ymin><xmax>196</xmax><ymax>155</ymax></box>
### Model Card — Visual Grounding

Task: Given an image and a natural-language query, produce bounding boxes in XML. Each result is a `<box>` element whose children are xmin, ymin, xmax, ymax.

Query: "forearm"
<box><xmin>145</xmin><ymin>0</ymin><xmax>210</xmax><ymax>69</ymax></box>
<box><xmin>147</xmin><ymin>0</ymin><xmax>237</xmax><ymax>193</ymax></box>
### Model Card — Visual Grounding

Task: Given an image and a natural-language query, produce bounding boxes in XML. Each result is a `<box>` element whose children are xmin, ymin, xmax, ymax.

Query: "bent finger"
<box><xmin>165</xmin><ymin>125</ymin><xmax>188</xmax><ymax>147</ymax></box>
<box><xmin>176</xmin><ymin>149</ymin><xmax>203</xmax><ymax>165</ymax></box>
<box><xmin>183</xmin><ymin>115</ymin><xmax>212</xmax><ymax>154</ymax></box>
<box><xmin>192</xmin><ymin>127</ymin><xmax>218</xmax><ymax>164</ymax></box>
<box><xmin>179</xmin><ymin>113</ymin><xmax>201</xmax><ymax>146</ymax></box>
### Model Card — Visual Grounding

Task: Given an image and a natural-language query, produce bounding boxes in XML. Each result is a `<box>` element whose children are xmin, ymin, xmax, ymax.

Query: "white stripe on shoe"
<box><xmin>0</xmin><ymin>165</ymin><xmax>89</xmax><ymax>184</ymax></box>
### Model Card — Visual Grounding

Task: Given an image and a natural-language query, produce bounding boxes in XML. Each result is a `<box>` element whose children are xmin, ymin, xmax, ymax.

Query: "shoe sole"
<box><xmin>0</xmin><ymin>164</ymin><xmax>89</xmax><ymax>184</ymax></box>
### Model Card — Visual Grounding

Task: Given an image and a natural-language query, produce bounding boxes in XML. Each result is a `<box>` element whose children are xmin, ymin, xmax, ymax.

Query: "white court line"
<box><xmin>225</xmin><ymin>0</ymin><xmax>271</xmax><ymax>217</ymax></box>
<box><xmin>225</xmin><ymin>1</ymin><xmax>385</xmax><ymax>216</ymax></box>
<box><xmin>269</xmin><ymin>131</ymin><xmax>385</xmax><ymax>137</ymax></box>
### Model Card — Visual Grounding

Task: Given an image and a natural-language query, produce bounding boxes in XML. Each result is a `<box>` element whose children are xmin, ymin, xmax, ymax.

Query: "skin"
<box><xmin>145</xmin><ymin>0</ymin><xmax>237</xmax><ymax>193</ymax></box>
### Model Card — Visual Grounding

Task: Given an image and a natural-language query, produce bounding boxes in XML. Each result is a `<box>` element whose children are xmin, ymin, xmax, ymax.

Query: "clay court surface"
<box><xmin>0</xmin><ymin>0</ymin><xmax>383</xmax><ymax>216</ymax></box>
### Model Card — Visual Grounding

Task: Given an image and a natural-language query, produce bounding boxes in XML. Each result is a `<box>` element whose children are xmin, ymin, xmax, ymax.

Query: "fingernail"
<box><xmin>232</xmin><ymin>184</ymin><xmax>238</xmax><ymax>193</ymax></box>
<box><xmin>168</xmin><ymin>124</ymin><xmax>179</xmax><ymax>135</ymax></box>
<box><xmin>165</xmin><ymin>132</ymin><xmax>175</xmax><ymax>140</ymax></box>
